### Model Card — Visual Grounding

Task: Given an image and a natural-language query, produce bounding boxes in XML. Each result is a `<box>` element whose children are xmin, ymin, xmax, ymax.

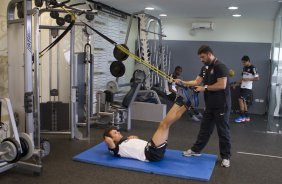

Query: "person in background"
<box><xmin>167</xmin><ymin>66</ymin><xmax>202</xmax><ymax>121</ymax></box>
<box><xmin>167</xmin><ymin>66</ymin><xmax>183</xmax><ymax>101</ymax></box>
<box><xmin>234</xmin><ymin>56</ymin><xmax>259</xmax><ymax>123</ymax></box>
<box><xmin>175</xmin><ymin>45</ymin><xmax>232</xmax><ymax>168</ymax></box>
<box><xmin>187</xmin><ymin>88</ymin><xmax>203</xmax><ymax>122</ymax></box>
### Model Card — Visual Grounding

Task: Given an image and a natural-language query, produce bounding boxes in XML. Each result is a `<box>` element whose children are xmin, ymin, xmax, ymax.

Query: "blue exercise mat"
<box><xmin>73</xmin><ymin>142</ymin><xmax>217</xmax><ymax>181</ymax></box>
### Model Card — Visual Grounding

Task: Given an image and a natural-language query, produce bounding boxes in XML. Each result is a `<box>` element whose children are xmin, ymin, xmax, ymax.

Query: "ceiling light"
<box><xmin>145</xmin><ymin>7</ymin><xmax>154</xmax><ymax>10</ymax></box>
<box><xmin>232</xmin><ymin>14</ymin><xmax>242</xmax><ymax>17</ymax></box>
<box><xmin>159</xmin><ymin>14</ymin><xmax>167</xmax><ymax>17</ymax></box>
<box><xmin>228</xmin><ymin>6</ymin><xmax>238</xmax><ymax>10</ymax></box>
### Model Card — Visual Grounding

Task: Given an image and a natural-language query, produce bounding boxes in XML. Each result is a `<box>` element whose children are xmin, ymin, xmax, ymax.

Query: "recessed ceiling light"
<box><xmin>228</xmin><ymin>6</ymin><xmax>238</xmax><ymax>10</ymax></box>
<box><xmin>159</xmin><ymin>14</ymin><xmax>167</xmax><ymax>17</ymax></box>
<box><xmin>232</xmin><ymin>14</ymin><xmax>242</xmax><ymax>17</ymax></box>
<box><xmin>145</xmin><ymin>7</ymin><xmax>155</xmax><ymax>10</ymax></box>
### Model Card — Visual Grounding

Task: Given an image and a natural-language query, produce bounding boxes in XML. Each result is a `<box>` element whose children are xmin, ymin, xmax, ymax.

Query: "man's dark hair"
<box><xmin>198</xmin><ymin>45</ymin><xmax>213</xmax><ymax>55</ymax></box>
<box><xmin>175</xmin><ymin>66</ymin><xmax>182</xmax><ymax>71</ymax></box>
<box><xmin>103</xmin><ymin>126</ymin><xmax>118</xmax><ymax>139</ymax></box>
<box><xmin>241</xmin><ymin>55</ymin><xmax>250</xmax><ymax>62</ymax></box>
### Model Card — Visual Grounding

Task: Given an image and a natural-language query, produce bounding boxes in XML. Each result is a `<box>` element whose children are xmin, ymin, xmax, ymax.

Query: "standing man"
<box><xmin>234</xmin><ymin>56</ymin><xmax>259</xmax><ymax>123</ymax></box>
<box><xmin>175</xmin><ymin>45</ymin><xmax>231</xmax><ymax>167</ymax></box>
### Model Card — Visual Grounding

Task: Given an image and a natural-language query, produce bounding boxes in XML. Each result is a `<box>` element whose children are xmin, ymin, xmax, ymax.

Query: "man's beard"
<box><xmin>202</xmin><ymin>59</ymin><xmax>211</xmax><ymax>66</ymax></box>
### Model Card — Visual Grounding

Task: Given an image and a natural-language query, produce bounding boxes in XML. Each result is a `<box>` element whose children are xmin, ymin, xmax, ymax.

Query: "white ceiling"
<box><xmin>95</xmin><ymin>0</ymin><xmax>280</xmax><ymax>20</ymax></box>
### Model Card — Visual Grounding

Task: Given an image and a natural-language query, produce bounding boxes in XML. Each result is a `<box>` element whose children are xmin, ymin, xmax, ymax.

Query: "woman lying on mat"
<box><xmin>103</xmin><ymin>95</ymin><xmax>191</xmax><ymax>162</ymax></box>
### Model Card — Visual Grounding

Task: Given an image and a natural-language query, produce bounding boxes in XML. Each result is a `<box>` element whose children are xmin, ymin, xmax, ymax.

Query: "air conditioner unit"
<box><xmin>191</xmin><ymin>22</ymin><xmax>214</xmax><ymax>30</ymax></box>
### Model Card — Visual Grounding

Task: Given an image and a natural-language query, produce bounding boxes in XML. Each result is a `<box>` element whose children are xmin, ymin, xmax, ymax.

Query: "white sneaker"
<box><xmin>182</xmin><ymin>149</ymin><xmax>201</xmax><ymax>157</ymax></box>
<box><xmin>221</xmin><ymin>159</ymin><xmax>230</xmax><ymax>168</ymax></box>
<box><xmin>196</xmin><ymin>112</ymin><xmax>203</xmax><ymax>119</ymax></box>
<box><xmin>191</xmin><ymin>115</ymin><xmax>201</xmax><ymax>122</ymax></box>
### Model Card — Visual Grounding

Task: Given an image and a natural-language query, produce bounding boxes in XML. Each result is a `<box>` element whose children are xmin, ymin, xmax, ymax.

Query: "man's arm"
<box><xmin>242</xmin><ymin>76</ymin><xmax>259</xmax><ymax>82</ymax></box>
<box><xmin>104</xmin><ymin>136</ymin><xmax>116</xmax><ymax>149</ymax></box>
<box><xmin>175</xmin><ymin>76</ymin><xmax>203</xmax><ymax>87</ymax></box>
<box><xmin>207</xmin><ymin>77</ymin><xmax>227</xmax><ymax>90</ymax></box>
<box><xmin>194</xmin><ymin>77</ymin><xmax>227</xmax><ymax>92</ymax></box>
<box><xmin>243</xmin><ymin>66</ymin><xmax>259</xmax><ymax>81</ymax></box>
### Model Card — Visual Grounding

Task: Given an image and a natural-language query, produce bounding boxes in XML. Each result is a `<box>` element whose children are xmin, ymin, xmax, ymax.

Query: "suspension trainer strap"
<box><xmin>81</xmin><ymin>21</ymin><xmax>117</xmax><ymax>45</ymax></box>
<box><xmin>39</xmin><ymin>8</ymin><xmax>76</xmax><ymax>58</ymax></box>
<box><xmin>81</xmin><ymin>21</ymin><xmax>191</xmax><ymax>91</ymax></box>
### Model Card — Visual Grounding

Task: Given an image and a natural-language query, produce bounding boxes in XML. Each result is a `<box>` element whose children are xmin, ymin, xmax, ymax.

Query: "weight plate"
<box><xmin>19</xmin><ymin>133</ymin><xmax>34</xmax><ymax>160</ymax></box>
<box><xmin>113</xmin><ymin>44</ymin><xmax>129</xmax><ymax>62</ymax></box>
<box><xmin>0</xmin><ymin>141</ymin><xmax>17</xmax><ymax>162</ymax></box>
<box><xmin>1</xmin><ymin>138</ymin><xmax>21</xmax><ymax>163</ymax></box>
<box><xmin>110</xmin><ymin>61</ymin><xmax>125</xmax><ymax>78</ymax></box>
<box><xmin>106</xmin><ymin>81</ymin><xmax>119</xmax><ymax>93</ymax></box>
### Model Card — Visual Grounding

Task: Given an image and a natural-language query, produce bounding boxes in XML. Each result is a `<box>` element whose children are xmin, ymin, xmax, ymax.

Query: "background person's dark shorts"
<box><xmin>240</xmin><ymin>88</ymin><xmax>253</xmax><ymax>101</ymax></box>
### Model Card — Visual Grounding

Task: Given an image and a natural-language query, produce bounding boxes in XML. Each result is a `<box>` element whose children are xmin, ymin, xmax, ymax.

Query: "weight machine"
<box><xmin>125</xmin><ymin>11</ymin><xmax>170</xmax><ymax>91</ymax></box>
<box><xmin>5</xmin><ymin>0</ymin><xmax>96</xmax><ymax>174</ymax></box>
<box><xmin>38</xmin><ymin>9</ymin><xmax>95</xmax><ymax>140</ymax></box>
<box><xmin>0</xmin><ymin>98</ymin><xmax>44</xmax><ymax>174</ymax></box>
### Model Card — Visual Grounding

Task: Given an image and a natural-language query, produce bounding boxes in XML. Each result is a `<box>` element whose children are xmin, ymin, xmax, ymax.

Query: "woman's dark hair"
<box><xmin>198</xmin><ymin>45</ymin><xmax>213</xmax><ymax>55</ymax></box>
<box><xmin>103</xmin><ymin>126</ymin><xmax>118</xmax><ymax>139</ymax></box>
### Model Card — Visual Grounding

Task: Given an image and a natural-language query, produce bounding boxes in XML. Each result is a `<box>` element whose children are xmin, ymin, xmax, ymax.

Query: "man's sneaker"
<box><xmin>182</xmin><ymin>149</ymin><xmax>201</xmax><ymax>157</ymax></box>
<box><xmin>245</xmin><ymin>116</ymin><xmax>250</xmax><ymax>122</ymax></box>
<box><xmin>221</xmin><ymin>159</ymin><xmax>230</xmax><ymax>168</ymax></box>
<box><xmin>235</xmin><ymin>116</ymin><xmax>245</xmax><ymax>123</ymax></box>
<box><xmin>196</xmin><ymin>112</ymin><xmax>203</xmax><ymax>119</ymax></box>
<box><xmin>191</xmin><ymin>115</ymin><xmax>201</xmax><ymax>122</ymax></box>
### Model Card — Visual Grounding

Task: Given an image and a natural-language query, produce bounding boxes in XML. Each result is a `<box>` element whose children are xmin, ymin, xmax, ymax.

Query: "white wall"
<box><xmin>162</xmin><ymin>18</ymin><xmax>274</xmax><ymax>43</ymax></box>
<box><xmin>0</xmin><ymin>0</ymin><xmax>9</xmax><ymax>97</ymax></box>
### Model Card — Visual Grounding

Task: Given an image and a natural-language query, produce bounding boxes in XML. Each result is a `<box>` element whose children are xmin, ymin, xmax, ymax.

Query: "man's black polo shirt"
<box><xmin>199</xmin><ymin>59</ymin><xmax>231</xmax><ymax>109</ymax></box>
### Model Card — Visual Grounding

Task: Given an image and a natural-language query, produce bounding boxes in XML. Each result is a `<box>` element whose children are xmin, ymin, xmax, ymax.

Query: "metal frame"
<box><xmin>6</xmin><ymin>0</ymin><xmax>43</xmax><ymax>174</ymax></box>
<box><xmin>0</xmin><ymin>98</ymin><xmax>42</xmax><ymax>174</ymax></box>
<box><xmin>125</xmin><ymin>11</ymin><xmax>168</xmax><ymax>91</ymax></box>
<box><xmin>5</xmin><ymin>0</ymin><xmax>95</xmax><ymax>174</ymax></box>
<box><xmin>37</xmin><ymin>9</ymin><xmax>93</xmax><ymax>140</ymax></box>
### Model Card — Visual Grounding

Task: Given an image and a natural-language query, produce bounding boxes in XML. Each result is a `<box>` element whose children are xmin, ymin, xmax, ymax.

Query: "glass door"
<box><xmin>268</xmin><ymin>16</ymin><xmax>282</xmax><ymax>133</ymax></box>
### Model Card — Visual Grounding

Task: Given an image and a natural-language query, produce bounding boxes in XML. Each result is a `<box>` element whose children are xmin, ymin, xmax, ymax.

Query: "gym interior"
<box><xmin>0</xmin><ymin>0</ymin><xmax>281</xmax><ymax>183</ymax></box>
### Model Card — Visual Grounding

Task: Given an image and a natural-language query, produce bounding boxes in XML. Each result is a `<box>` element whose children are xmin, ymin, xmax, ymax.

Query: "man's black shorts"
<box><xmin>174</xmin><ymin>96</ymin><xmax>192</xmax><ymax>109</ymax></box>
<box><xmin>145</xmin><ymin>140</ymin><xmax>167</xmax><ymax>161</ymax></box>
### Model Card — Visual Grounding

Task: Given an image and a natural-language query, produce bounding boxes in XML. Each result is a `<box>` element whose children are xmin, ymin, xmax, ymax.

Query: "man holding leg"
<box><xmin>175</xmin><ymin>45</ymin><xmax>232</xmax><ymax>167</ymax></box>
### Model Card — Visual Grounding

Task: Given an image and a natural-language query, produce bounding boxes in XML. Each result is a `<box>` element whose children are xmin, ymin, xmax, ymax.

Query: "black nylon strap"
<box><xmin>39</xmin><ymin>16</ymin><xmax>75</xmax><ymax>58</ymax></box>
<box><xmin>81</xmin><ymin>21</ymin><xmax>117</xmax><ymax>45</ymax></box>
